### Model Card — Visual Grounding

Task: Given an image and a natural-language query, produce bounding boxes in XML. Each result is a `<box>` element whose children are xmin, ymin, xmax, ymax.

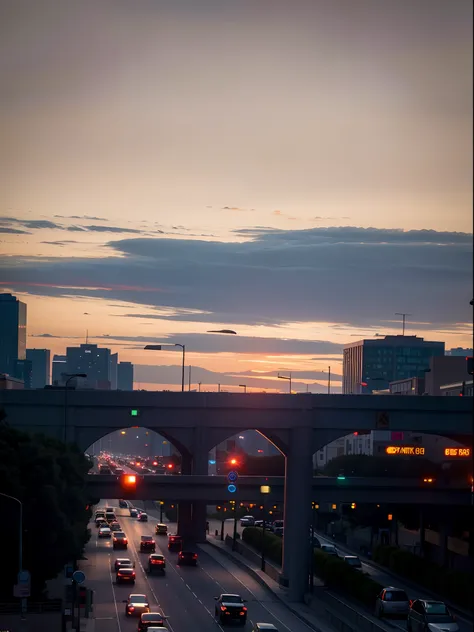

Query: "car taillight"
<box><xmin>193</xmin><ymin>554</ymin><xmax>198</xmax><ymax>558</ymax></box>
<box><xmin>242</xmin><ymin>607</ymin><xmax>247</xmax><ymax>611</ymax></box>
<box><xmin>124</xmin><ymin>539</ymin><xmax>127</xmax><ymax>543</ymax></box>
<box><xmin>220</xmin><ymin>606</ymin><xmax>226</xmax><ymax>611</ymax></box>
<box><xmin>129</xmin><ymin>606</ymin><xmax>134</xmax><ymax>611</ymax></box>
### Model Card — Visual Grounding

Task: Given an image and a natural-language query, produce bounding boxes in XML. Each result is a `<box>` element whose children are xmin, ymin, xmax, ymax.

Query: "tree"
<box><xmin>0</xmin><ymin>419</ymin><xmax>92</xmax><ymax>599</ymax></box>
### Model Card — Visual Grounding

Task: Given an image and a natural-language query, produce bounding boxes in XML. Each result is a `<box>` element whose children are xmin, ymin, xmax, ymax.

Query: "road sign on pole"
<box><xmin>227</xmin><ymin>471</ymin><xmax>238</xmax><ymax>483</ymax></box>
<box><xmin>72</xmin><ymin>570</ymin><xmax>86</xmax><ymax>584</ymax></box>
<box><xmin>227</xmin><ymin>484</ymin><xmax>237</xmax><ymax>493</ymax></box>
<box><xmin>18</xmin><ymin>570</ymin><xmax>31</xmax><ymax>585</ymax></box>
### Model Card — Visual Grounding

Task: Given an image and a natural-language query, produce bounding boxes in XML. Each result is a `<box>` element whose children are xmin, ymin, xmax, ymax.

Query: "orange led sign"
<box><xmin>444</xmin><ymin>447</ymin><xmax>470</xmax><ymax>458</ymax></box>
<box><xmin>385</xmin><ymin>446</ymin><xmax>425</xmax><ymax>456</ymax></box>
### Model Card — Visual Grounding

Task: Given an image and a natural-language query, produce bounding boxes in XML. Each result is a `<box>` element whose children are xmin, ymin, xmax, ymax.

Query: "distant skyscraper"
<box><xmin>110</xmin><ymin>353</ymin><xmax>118</xmax><ymax>389</ymax></box>
<box><xmin>0</xmin><ymin>293</ymin><xmax>27</xmax><ymax>376</ymax></box>
<box><xmin>26</xmin><ymin>349</ymin><xmax>51</xmax><ymax>388</ymax></box>
<box><xmin>66</xmin><ymin>343</ymin><xmax>111</xmax><ymax>389</ymax></box>
<box><xmin>52</xmin><ymin>354</ymin><xmax>67</xmax><ymax>385</ymax></box>
<box><xmin>118</xmin><ymin>362</ymin><xmax>134</xmax><ymax>390</ymax></box>
<box><xmin>343</xmin><ymin>335</ymin><xmax>445</xmax><ymax>394</ymax></box>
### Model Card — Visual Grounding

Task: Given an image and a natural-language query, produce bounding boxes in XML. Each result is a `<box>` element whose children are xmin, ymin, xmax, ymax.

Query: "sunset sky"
<box><xmin>1</xmin><ymin>0</ymin><xmax>472</xmax><ymax>392</ymax></box>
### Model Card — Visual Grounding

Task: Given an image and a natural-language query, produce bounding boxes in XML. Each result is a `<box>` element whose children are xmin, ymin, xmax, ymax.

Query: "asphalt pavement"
<box><xmin>86</xmin><ymin>501</ymin><xmax>337</xmax><ymax>632</ymax></box>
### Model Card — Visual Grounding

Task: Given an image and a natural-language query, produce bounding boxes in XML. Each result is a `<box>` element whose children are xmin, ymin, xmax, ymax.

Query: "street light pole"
<box><xmin>260</xmin><ymin>485</ymin><xmax>271</xmax><ymax>571</ymax></box>
<box><xmin>239</xmin><ymin>384</ymin><xmax>247</xmax><ymax>393</ymax></box>
<box><xmin>64</xmin><ymin>373</ymin><xmax>87</xmax><ymax>443</ymax></box>
<box><xmin>0</xmin><ymin>493</ymin><xmax>25</xmax><ymax>618</ymax></box>
<box><xmin>328</xmin><ymin>366</ymin><xmax>331</xmax><ymax>395</ymax></box>
<box><xmin>277</xmin><ymin>372</ymin><xmax>292</xmax><ymax>394</ymax></box>
<box><xmin>144</xmin><ymin>344</ymin><xmax>185</xmax><ymax>392</ymax></box>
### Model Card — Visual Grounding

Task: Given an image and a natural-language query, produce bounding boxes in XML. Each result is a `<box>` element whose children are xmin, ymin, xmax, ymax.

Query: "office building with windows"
<box><xmin>66</xmin><ymin>343</ymin><xmax>111</xmax><ymax>389</ymax></box>
<box><xmin>110</xmin><ymin>353</ymin><xmax>118</xmax><ymax>390</ymax></box>
<box><xmin>343</xmin><ymin>335</ymin><xmax>445</xmax><ymax>394</ymax></box>
<box><xmin>0</xmin><ymin>293</ymin><xmax>27</xmax><ymax>377</ymax></box>
<box><xmin>52</xmin><ymin>354</ymin><xmax>67</xmax><ymax>385</ymax></box>
<box><xmin>117</xmin><ymin>361</ymin><xmax>134</xmax><ymax>390</ymax></box>
<box><xmin>26</xmin><ymin>348</ymin><xmax>51</xmax><ymax>389</ymax></box>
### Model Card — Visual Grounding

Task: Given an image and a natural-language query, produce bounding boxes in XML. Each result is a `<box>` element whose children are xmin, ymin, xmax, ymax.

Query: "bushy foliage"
<box><xmin>373</xmin><ymin>545</ymin><xmax>472</xmax><ymax>608</ymax></box>
<box><xmin>0</xmin><ymin>419</ymin><xmax>92</xmax><ymax>598</ymax></box>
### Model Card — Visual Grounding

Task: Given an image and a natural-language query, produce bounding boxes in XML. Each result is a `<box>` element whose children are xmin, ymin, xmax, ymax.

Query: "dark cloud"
<box><xmin>92</xmin><ymin>333</ymin><xmax>343</xmax><ymax>355</ymax></box>
<box><xmin>53</xmin><ymin>215</ymin><xmax>108</xmax><ymax>221</ymax></box>
<box><xmin>1</xmin><ymin>226</ymin><xmax>471</xmax><ymax>330</ymax></box>
<box><xmin>83</xmin><ymin>225</ymin><xmax>143</xmax><ymax>234</ymax></box>
<box><xmin>41</xmin><ymin>240</ymin><xmax>79</xmax><ymax>246</ymax></box>
<box><xmin>0</xmin><ymin>217</ymin><xmax>61</xmax><ymax>230</ymax></box>
<box><xmin>0</xmin><ymin>227</ymin><xmax>31</xmax><ymax>234</ymax></box>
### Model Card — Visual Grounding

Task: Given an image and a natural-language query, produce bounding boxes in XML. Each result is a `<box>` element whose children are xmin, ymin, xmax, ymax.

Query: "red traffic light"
<box><xmin>121</xmin><ymin>474</ymin><xmax>137</xmax><ymax>487</ymax></box>
<box><xmin>228</xmin><ymin>457</ymin><xmax>239</xmax><ymax>466</ymax></box>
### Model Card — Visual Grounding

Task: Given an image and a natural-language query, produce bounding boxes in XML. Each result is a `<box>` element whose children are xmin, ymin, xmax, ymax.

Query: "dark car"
<box><xmin>137</xmin><ymin>612</ymin><xmax>167</xmax><ymax>631</ymax></box>
<box><xmin>178</xmin><ymin>551</ymin><xmax>198</xmax><ymax>566</ymax></box>
<box><xmin>138</xmin><ymin>512</ymin><xmax>148</xmax><ymax>522</ymax></box>
<box><xmin>116</xmin><ymin>567</ymin><xmax>136</xmax><ymax>584</ymax></box>
<box><xmin>215</xmin><ymin>594</ymin><xmax>247</xmax><ymax>625</ymax></box>
<box><xmin>110</xmin><ymin>522</ymin><xmax>122</xmax><ymax>532</ymax></box>
<box><xmin>119</xmin><ymin>499</ymin><xmax>128</xmax><ymax>508</ymax></box>
<box><xmin>168</xmin><ymin>534</ymin><xmax>183</xmax><ymax>551</ymax></box>
<box><xmin>140</xmin><ymin>536</ymin><xmax>156</xmax><ymax>553</ymax></box>
<box><xmin>407</xmin><ymin>599</ymin><xmax>459</xmax><ymax>632</ymax></box>
<box><xmin>155</xmin><ymin>523</ymin><xmax>168</xmax><ymax>536</ymax></box>
<box><xmin>113</xmin><ymin>532</ymin><xmax>128</xmax><ymax>550</ymax></box>
<box><xmin>123</xmin><ymin>594</ymin><xmax>150</xmax><ymax>617</ymax></box>
<box><xmin>147</xmin><ymin>554</ymin><xmax>166</xmax><ymax>574</ymax></box>
<box><xmin>130</xmin><ymin>508</ymin><xmax>138</xmax><ymax>517</ymax></box>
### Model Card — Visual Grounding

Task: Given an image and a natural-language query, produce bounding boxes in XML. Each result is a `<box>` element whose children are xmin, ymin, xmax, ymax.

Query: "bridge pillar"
<box><xmin>191</xmin><ymin>429</ymin><xmax>210</xmax><ymax>543</ymax></box>
<box><xmin>281</xmin><ymin>425</ymin><xmax>313</xmax><ymax>601</ymax></box>
<box><xmin>177</xmin><ymin>454</ymin><xmax>193</xmax><ymax>541</ymax></box>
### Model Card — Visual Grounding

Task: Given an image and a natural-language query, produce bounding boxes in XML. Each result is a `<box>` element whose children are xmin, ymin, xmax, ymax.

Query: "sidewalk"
<box><xmin>203</xmin><ymin>533</ymin><xmax>395</xmax><ymax>632</ymax></box>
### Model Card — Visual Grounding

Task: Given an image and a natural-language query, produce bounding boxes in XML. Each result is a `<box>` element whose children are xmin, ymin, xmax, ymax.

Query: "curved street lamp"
<box><xmin>145</xmin><ymin>344</ymin><xmax>185</xmax><ymax>392</ymax></box>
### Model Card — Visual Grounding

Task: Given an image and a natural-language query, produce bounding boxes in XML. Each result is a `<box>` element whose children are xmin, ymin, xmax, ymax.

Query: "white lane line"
<box><xmin>108</xmin><ymin>553</ymin><xmax>123</xmax><ymax>632</ymax></box>
<box><xmin>199</xmin><ymin>546</ymin><xmax>315</xmax><ymax>632</ymax></box>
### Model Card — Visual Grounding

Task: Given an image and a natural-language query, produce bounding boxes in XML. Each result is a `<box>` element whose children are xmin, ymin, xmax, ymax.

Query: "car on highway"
<box><xmin>155</xmin><ymin>523</ymin><xmax>168</xmax><ymax>535</ymax></box>
<box><xmin>115</xmin><ymin>468</ymin><xmax>124</xmax><ymax>475</ymax></box>
<box><xmin>138</xmin><ymin>512</ymin><xmax>148</xmax><ymax>522</ymax></box>
<box><xmin>116</xmin><ymin>567</ymin><xmax>136</xmax><ymax>584</ymax></box>
<box><xmin>114</xmin><ymin>558</ymin><xmax>135</xmax><ymax>572</ymax></box>
<box><xmin>110</xmin><ymin>521</ymin><xmax>122</xmax><ymax>532</ymax></box>
<box><xmin>215</xmin><ymin>594</ymin><xmax>248</xmax><ymax>625</ymax></box>
<box><xmin>95</xmin><ymin>518</ymin><xmax>108</xmax><ymax>529</ymax></box>
<box><xmin>252</xmin><ymin>625</ymin><xmax>278</xmax><ymax>632</ymax></box>
<box><xmin>123</xmin><ymin>594</ymin><xmax>150</xmax><ymax>617</ymax></box>
<box><xmin>168</xmin><ymin>534</ymin><xmax>183</xmax><ymax>551</ymax></box>
<box><xmin>270</xmin><ymin>520</ymin><xmax>283</xmax><ymax>532</ymax></box>
<box><xmin>106</xmin><ymin>513</ymin><xmax>117</xmax><ymax>524</ymax></box>
<box><xmin>407</xmin><ymin>599</ymin><xmax>459</xmax><ymax>631</ymax></box>
<box><xmin>147</xmin><ymin>554</ymin><xmax>166</xmax><ymax>574</ymax></box>
<box><xmin>137</xmin><ymin>612</ymin><xmax>167</xmax><ymax>631</ymax></box>
<box><xmin>321</xmin><ymin>544</ymin><xmax>338</xmax><ymax>556</ymax></box>
<box><xmin>130</xmin><ymin>508</ymin><xmax>139</xmax><ymax>517</ymax></box>
<box><xmin>375</xmin><ymin>587</ymin><xmax>410</xmax><ymax>619</ymax></box>
<box><xmin>140</xmin><ymin>535</ymin><xmax>156</xmax><ymax>553</ymax></box>
<box><xmin>343</xmin><ymin>555</ymin><xmax>362</xmax><ymax>570</ymax></box>
<box><xmin>177</xmin><ymin>551</ymin><xmax>198</xmax><ymax>566</ymax></box>
<box><xmin>240</xmin><ymin>515</ymin><xmax>255</xmax><ymax>526</ymax></box>
<box><xmin>98</xmin><ymin>526</ymin><xmax>111</xmax><ymax>538</ymax></box>
<box><xmin>119</xmin><ymin>499</ymin><xmax>128</xmax><ymax>508</ymax></box>
<box><xmin>254</xmin><ymin>520</ymin><xmax>272</xmax><ymax>529</ymax></box>
<box><xmin>95</xmin><ymin>510</ymin><xmax>106</xmax><ymax>520</ymax></box>
<box><xmin>113</xmin><ymin>532</ymin><xmax>128</xmax><ymax>550</ymax></box>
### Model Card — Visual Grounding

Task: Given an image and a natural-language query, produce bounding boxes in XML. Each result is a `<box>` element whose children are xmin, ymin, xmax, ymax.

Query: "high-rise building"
<box><xmin>118</xmin><ymin>361</ymin><xmax>134</xmax><ymax>390</ymax></box>
<box><xmin>110</xmin><ymin>353</ymin><xmax>118</xmax><ymax>390</ymax></box>
<box><xmin>52</xmin><ymin>354</ymin><xmax>67</xmax><ymax>385</ymax></box>
<box><xmin>26</xmin><ymin>349</ymin><xmax>51</xmax><ymax>388</ymax></box>
<box><xmin>0</xmin><ymin>293</ymin><xmax>27</xmax><ymax>376</ymax></box>
<box><xmin>14</xmin><ymin>359</ymin><xmax>32</xmax><ymax>389</ymax></box>
<box><xmin>343</xmin><ymin>335</ymin><xmax>445</xmax><ymax>394</ymax></box>
<box><xmin>66</xmin><ymin>343</ymin><xmax>111</xmax><ymax>389</ymax></box>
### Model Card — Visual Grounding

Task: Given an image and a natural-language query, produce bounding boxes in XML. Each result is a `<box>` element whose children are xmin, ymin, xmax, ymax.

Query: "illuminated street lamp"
<box><xmin>260</xmin><ymin>485</ymin><xmax>271</xmax><ymax>571</ymax></box>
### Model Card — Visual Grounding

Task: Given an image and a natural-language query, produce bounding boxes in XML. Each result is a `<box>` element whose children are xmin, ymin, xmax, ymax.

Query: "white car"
<box><xmin>98</xmin><ymin>526</ymin><xmax>111</xmax><ymax>538</ymax></box>
<box><xmin>240</xmin><ymin>515</ymin><xmax>255</xmax><ymax>526</ymax></box>
<box><xmin>407</xmin><ymin>599</ymin><xmax>459</xmax><ymax>631</ymax></box>
<box><xmin>375</xmin><ymin>587</ymin><xmax>410</xmax><ymax>619</ymax></box>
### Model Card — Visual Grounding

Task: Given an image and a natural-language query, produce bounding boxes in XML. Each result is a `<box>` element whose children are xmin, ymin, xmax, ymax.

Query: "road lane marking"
<box><xmin>108</xmin><ymin>553</ymin><xmax>123</xmax><ymax>632</ymax></box>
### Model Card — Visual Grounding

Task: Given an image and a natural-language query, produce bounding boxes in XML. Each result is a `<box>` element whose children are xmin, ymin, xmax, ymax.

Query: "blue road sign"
<box><xmin>227</xmin><ymin>471</ymin><xmax>238</xmax><ymax>483</ymax></box>
<box><xmin>227</xmin><ymin>484</ymin><xmax>237</xmax><ymax>493</ymax></box>
<box><xmin>72</xmin><ymin>570</ymin><xmax>86</xmax><ymax>584</ymax></box>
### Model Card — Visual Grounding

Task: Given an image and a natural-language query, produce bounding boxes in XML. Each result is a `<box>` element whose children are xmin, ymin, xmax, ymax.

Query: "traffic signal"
<box><xmin>423</xmin><ymin>477</ymin><xmax>435</xmax><ymax>484</ymax></box>
<box><xmin>467</xmin><ymin>357</ymin><xmax>473</xmax><ymax>375</ymax></box>
<box><xmin>228</xmin><ymin>456</ymin><xmax>239</xmax><ymax>467</ymax></box>
<box><xmin>78</xmin><ymin>586</ymin><xmax>87</xmax><ymax>606</ymax></box>
<box><xmin>119</xmin><ymin>474</ymin><xmax>142</xmax><ymax>496</ymax></box>
<box><xmin>387</xmin><ymin>514</ymin><xmax>393</xmax><ymax>521</ymax></box>
<box><xmin>351</xmin><ymin>503</ymin><xmax>356</xmax><ymax>510</ymax></box>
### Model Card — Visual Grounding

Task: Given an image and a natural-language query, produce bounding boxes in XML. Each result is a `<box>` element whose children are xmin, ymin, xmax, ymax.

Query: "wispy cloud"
<box><xmin>53</xmin><ymin>215</ymin><xmax>108</xmax><ymax>221</ymax></box>
<box><xmin>0</xmin><ymin>227</ymin><xmax>31</xmax><ymax>235</ymax></box>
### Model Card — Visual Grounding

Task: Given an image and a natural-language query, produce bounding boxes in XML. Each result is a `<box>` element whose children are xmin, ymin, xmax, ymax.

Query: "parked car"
<box><xmin>321</xmin><ymin>544</ymin><xmax>338</xmax><ymax>556</ymax></box>
<box><xmin>240</xmin><ymin>515</ymin><xmax>255</xmax><ymax>527</ymax></box>
<box><xmin>375</xmin><ymin>587</ymin><xmax>410</xmax><ymax>619</ymax></box>
<box><xmin>407</xmin><ymin>599</ymin><xmax>459</xmax><ymax>631</ymax></box>
<box><xmin>343</xmin><ymin>555</ymin><xmax>362</xmax><ymax>570</ymax></box>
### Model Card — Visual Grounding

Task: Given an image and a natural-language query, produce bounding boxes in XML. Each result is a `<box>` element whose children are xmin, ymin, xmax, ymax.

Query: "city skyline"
<box><xmin>1</xmin><ymin>0</ymin><xmax>472</xmax><ymax>391</ymax></box>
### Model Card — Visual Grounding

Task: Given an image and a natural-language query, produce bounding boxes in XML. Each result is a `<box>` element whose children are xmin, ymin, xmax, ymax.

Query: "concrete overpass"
<box><xmin>85</xmin><ymin>474</ymin><xmax>472</xmax><ymax>506</ymax></box>
<box><xmin>1</xmin><ymin>389</ymin><xmax>472</xmax><ymax>602</ymax></box>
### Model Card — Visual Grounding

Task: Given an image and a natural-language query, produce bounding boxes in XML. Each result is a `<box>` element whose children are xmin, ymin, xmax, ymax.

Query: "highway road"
<box><xmin>213</xmin><ymin>519</ymin><xmax>472</xmax><ymax>632</ymax></box>
<box><xmin>86</xmin><ymin>500</ymin><xmax>336</xmax><ymax>632</ymax></box>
